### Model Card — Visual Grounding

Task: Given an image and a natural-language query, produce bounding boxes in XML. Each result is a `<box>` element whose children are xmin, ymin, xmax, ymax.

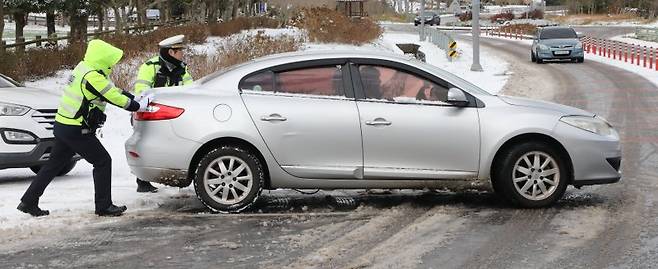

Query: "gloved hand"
<box><xmin>136</xmin><ymin>93</ymin><xmax>154</xmax><ymax>112</ymax></box>
<box><xmin>135</xmin><ymin>89</ymin><xmax>154</xmax><ymax>102</ymax></box>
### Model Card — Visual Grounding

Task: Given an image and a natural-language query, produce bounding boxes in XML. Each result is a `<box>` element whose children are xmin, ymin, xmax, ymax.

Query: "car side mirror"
<box><xmin>576</xmin><ymin>32</ymin><xmax>584</xmax><ymax>39</ymax></box>
<box><xmin>447</xmin><ymin>88</ymin><xmax>469</xmax><ymax>106</ymax></box>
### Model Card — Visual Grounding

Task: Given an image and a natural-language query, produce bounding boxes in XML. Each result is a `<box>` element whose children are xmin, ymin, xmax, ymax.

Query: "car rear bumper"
<box><xmin>125</xmin><ymin>120</ymin><xmax>199</xmax><ymax>187</ymax></box>
<box><xmin>130</xmin><ymin>165</ymin><xmax>190</xmax><ymax>187</ymax></box>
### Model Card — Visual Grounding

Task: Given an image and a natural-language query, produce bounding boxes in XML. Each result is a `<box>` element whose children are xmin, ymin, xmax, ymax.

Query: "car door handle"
<box><xmin>261</xmin><ymin>114</ymin><xmax>287</xmax><ymax>122</ymax></box>
<box><xmin>365</xmin><ymin>118</ymin><xmax>392</xmax><ymax>126</ymax></box>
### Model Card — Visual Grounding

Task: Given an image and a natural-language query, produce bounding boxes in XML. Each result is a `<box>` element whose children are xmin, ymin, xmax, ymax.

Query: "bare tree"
<box><xmin>0</xmin><ymin>3</ymin><xmax>4</xmax><ymax>45</ymax></box>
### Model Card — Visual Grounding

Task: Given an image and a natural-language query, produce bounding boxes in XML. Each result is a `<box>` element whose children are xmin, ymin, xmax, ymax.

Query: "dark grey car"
<box><xmin>414</xmin><ymin>11</ymin><xmax>441</xmax><ymax>26</ymax></box>
<box><xmin>531</xmin><ymin>27</ymin><xmax>584</xmax><ymax>63</ymax></box>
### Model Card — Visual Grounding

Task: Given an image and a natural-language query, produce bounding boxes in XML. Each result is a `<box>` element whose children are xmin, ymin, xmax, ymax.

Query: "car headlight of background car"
<box><xmin>0</xmin><ymin>102</ymin><xmax>30</xmax><ymax>116</ymax></box>
<box><xmin>575</xmin><ymin>42</ymin><xmax>583</xmax><ymax>49</ymax></box>
<box><xmin>560</xmin><ymin>115</ymin><xmax>617</xmax><ymax>137</ymax></box>
<box><xmin>538</xmin><ymin>44</ymin><xmax>549</xmax><ymax>51</ymax></box>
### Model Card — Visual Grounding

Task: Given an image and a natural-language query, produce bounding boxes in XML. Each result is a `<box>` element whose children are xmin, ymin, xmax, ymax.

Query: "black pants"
<box><xmin>21</xmin><ymin>123</ymin><xmax>113</xmax><ymax>211</ymax></box>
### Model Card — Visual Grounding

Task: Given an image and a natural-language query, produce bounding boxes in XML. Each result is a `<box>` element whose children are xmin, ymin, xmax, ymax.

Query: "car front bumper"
<box><xmin>538</xmin><ymin>48</ymin><xmax>584</xmax><ymax>59</ymax></box>
<box><xmin>554</xmin><ymin>121</ymin><xmax>622</xmax><ymax>186</ymax></box>
<box><xmin>0</xmin><ymin>138</ymin><xmax>81</xmax><ymax>169</ymax></box>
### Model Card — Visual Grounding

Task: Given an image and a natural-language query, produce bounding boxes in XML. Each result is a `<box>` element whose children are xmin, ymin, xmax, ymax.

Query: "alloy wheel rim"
<box><xmin>512</xmin><ymin>151</ymin><xmax>560</xmax><ymax>201</ymax></box>
<box><xmin>204</xmin><ymin>156</ymin><xmax>253</xmax><ymax>205</ymax></box>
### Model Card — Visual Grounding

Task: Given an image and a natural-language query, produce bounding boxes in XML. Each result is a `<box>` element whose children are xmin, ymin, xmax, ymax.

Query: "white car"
<box><xmin>0</xmin><ymin>74</ymin><xmax>79</xmax><ymax>175</ymax></box>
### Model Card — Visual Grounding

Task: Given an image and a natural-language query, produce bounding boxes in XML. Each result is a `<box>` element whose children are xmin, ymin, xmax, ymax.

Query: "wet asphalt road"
<box><xmin>3</xmin><ymin>25</ymin><xmax>658</xmax><ymax>269</ymax></box>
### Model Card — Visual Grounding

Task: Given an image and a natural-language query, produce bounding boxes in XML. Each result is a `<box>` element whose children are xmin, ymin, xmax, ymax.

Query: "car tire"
<box><xmin>536</xmin><ymin>57</ymin><xmax>544</xmax><ymax>64</ymax></box>
<box><xmin>492</xmin><ymin>141</ymin><xmax>569</xmax><ymax>208</ymax></box>
<box><xmin>531</xmin><ymin>52</ymin><xmax>536</xmax><ymax>62</ymax></box>
<box><xmin>193</xmin><ymin>145</ymin><xmax>264</xmax><ymax>213</ymax></box>
<box><xmin>577</xmin><ymin>57</ymin><xmax>585</xmax><ymax>63</ymax></box>
<box><xmin>30</xmin><ymin>160</ymin><xmax>78</xmax><ymax>176</ymax></box>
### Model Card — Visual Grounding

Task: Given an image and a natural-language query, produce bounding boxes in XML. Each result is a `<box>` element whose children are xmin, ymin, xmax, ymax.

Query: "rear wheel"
<box><xmin>492</xmin><ymin>141</ymin><xmax>568</xmax><ymax>208</ymax></box>
<box><xmin>193</xmin><ymin>146</ymin><xmax>264</xmax><ymax>213</ymax></box>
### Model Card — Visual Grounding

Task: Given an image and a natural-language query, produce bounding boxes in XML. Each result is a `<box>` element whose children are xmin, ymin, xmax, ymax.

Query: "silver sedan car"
<box><xmin>125</xmin><ymin>50</ymin><xmax>621</xmax><ymax>212</ymax></box>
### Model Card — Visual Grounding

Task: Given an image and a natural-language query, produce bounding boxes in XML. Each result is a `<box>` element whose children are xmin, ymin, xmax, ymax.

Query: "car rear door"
<box><xmin>240</xmin><ymin>59</ymin><xmax>364</xmax><ymax>179</ymax></box>
<box><xmin>351</xmin><ymin>59</ymin><xmax>480</xmax><ymax>180</ymax></box>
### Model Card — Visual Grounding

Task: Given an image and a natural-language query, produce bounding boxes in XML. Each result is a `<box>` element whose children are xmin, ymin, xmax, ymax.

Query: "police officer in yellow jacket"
<box><xmin>133</xmin><ymin>35</ymin><xmax>192</xmax><ymax>193</ymax></box>
<box><xmin>18</xmin><ymin>40</ymin><xmax>151</xmax><ymax>217</ymax></box>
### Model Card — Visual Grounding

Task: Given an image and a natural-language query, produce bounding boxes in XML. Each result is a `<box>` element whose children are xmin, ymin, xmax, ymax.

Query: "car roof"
<box><xmin>540</xmin><ymin>26</ymin><xmax>574</xmax><ymax>31</ymax></box>
<box><xmin>200</xmin><ymin>49</ymin><xmax>416</xmax><ymax>83</ymax></box>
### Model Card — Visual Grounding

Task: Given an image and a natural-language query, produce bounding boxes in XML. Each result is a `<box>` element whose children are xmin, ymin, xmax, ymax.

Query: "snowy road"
<box><xmin>3</xmin><ymin>25</ymin><xmax>658</xmax><ymax>268</ymax></box>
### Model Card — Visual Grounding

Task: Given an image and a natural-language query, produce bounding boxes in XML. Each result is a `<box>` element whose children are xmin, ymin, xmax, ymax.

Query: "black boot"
<box><xmin>95</xmin><ymin>204</ymin><xmax>127</xmax><ymax>217</ymax></box>
<box><xmin>136</xmin><ymin>178</ymin><xmax>158</xmax><ymax>193</ymax></box>
<box><xmin>17</xmin><ymin>202</ymin><xmax>50</xmax><ymax>217</ymax></box>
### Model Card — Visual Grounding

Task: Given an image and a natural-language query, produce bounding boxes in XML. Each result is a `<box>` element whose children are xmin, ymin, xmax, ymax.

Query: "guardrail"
<box><xmin>0</xmin><ymin>19</ymin><xmax>190</xmax><ymax>53</ymax></box>
<box><xmin>485</xmin><ymin>27</ymin><xmax>534</xmax><ymax>39</ymax></box>
<box><xmin>583</xmin><ymin>36</ymin><xmax>658</xmax><ymax>71</ymax></box>
<box><xmin>424</xmin><ymin>27</ymin><xmax>459</xmax><ymax>61</ymax></box>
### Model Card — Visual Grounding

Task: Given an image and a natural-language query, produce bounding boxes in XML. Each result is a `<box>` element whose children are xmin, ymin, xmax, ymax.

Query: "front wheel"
<box><xmin>30</xmin><ymin>160</ymin><xmax>78</xmax><ymax>176</ymax></box>
<box><xmin>492</xmin><ymin>141</ymin><xmax>569</xmax><ymax>208</ymax></box>
<box><xmin>193</xmin><ymin>146</ymin><xmax>264</xmax><ymax>213</ymax></box>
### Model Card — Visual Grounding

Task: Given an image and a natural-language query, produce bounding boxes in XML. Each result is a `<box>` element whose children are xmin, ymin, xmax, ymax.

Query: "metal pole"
<box><xmin>471</xmin><ymin>0</ymin><xmax>483</xmax><ymax>71</ymax></box>
<box><xmin>420</xmin><ymin>0</ymin><xmax>426</xmax><ymax>41</ymax></box>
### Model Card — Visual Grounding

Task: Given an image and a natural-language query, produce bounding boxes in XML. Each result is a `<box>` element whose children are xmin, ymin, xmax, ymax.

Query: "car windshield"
<box><xmin>540</xmin><ymin>28</ymin><xmax>577</xmax><ymax>39</ymax></box>
<box><xmin>0</xmin><ymin>75</ymin><xmax>19</xmax><ymax>88</ymax></box>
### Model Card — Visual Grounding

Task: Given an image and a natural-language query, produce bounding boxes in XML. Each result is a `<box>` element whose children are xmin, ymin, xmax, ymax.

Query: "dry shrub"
<box><xmin>187</xmin><ymin>31</ymin><xmax>302</xmax><ymax>79</ymax></box>
<box><xmin>490</xmin><ymin>11</ymin><xmax>515</xmax><ymax>23</ymax></box>
<box><xmin>518</xmin><ymin>10</ymin><xmax>544</xmax><ymax>20</ymax></box>
<box><xmin>290</xmin><ymin>7</ymin><xmax>382</xmax><ymax>45</ymax></box>
<box><xmin>459</xmin><ymin>11</ymin><xmax>473</xmax><ymax>22</ymax></box>
<box><xmin>0</xmin><ymin>44</ymin><xmax>85</xmax><ymax>82</ymax></box>
<box><xmin>0</xmin><ymin>23</ymin><xmax>210</xmax><ymax>83</ymax></box>
<box><xmin>499</xmin><ymin>23</ymin><xmax>538</xmax><ymax>35</ymax></box>
<box><xmin>208</xmin><ymin>17</ymin><xmax>282</xmax><ymax>37</ymax></box>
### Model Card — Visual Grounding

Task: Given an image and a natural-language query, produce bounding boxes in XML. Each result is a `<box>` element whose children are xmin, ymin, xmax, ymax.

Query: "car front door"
<box><xmin>240</xmin><ymin>60</ymin><xmax>363</xmax><ymax>179</ymax></box>
<box><xmin>352</xmin><ymin>60</ymin><xmax>480</xmax><ymax>180</ymax></box>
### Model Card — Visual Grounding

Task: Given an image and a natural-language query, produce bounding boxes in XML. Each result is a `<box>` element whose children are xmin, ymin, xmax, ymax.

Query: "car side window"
<box><xmin>358</xmin><ymin>65</ymin><xmax>450</xmax><ymax>104</ymax></box>
<box><xmin>239</xmin><ymin>71</ymin><xmax>274</xmax><ymax>92</ymax></box>
<box><xmin>274</xmin><ymin>65</ymin><xmax>345</xmax><ymax>97</ymax></box>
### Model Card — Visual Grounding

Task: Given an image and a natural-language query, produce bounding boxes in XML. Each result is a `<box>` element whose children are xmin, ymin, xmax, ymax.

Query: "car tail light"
<box><xmin>134</xmin><ymin>103</ymin><xmax>185</xmax><ymax>121</ymax></box>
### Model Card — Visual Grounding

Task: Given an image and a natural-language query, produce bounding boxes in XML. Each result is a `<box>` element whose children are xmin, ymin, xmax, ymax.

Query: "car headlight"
<box><xmin>575</xmin><ymin>42</ymin><xmax>583</xmax><ymax>49</ymax></box>
<box><xmin>538</xmin><ymin>44</ymin><xmax>549</xmax><ymax>50</ymax></box>
<box><xmin>0</xmin><ymin>102</ymin><xmax>30</xmax><ymax>116</ymax></box>
<box><xmin>560</xmin><ymin>115</ymin><xmax>616</xmax><ymax>137</ymax></box>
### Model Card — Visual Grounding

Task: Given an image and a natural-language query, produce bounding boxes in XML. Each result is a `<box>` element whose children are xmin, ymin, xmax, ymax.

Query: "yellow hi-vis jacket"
<box><xmin>55</xmin><ymin>40</ymin><xmax>136</xmax><ymax>126</ymax></box>
<box><xmin>134</xmin><ymin>56</ymin><xmax>193</xmax><ymax>95</ymax></box>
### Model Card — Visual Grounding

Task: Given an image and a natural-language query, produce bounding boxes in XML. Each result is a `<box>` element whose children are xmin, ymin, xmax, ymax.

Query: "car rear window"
<box><xmin>240</xmin><ymin>66</ymin><xmax>345</xmax><ymax>97</ymax></box>
<box><xmin>540</xmin><ymin>28</ymin><xmax>577</xmax><ymax>39</ymax></box>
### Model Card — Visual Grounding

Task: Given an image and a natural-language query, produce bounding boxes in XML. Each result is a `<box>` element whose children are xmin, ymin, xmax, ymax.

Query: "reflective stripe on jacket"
<box><xmin>55</xmin><ymin>40</ymin><xmax>131</xmax><ymax>126</ymax></box>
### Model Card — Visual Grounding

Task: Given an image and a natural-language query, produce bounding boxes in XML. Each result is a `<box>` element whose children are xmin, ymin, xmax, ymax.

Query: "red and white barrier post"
<box><xmin>642</xmin><ymin>46</ymin><xmax>648</xmax><ymax>68</ymax></box>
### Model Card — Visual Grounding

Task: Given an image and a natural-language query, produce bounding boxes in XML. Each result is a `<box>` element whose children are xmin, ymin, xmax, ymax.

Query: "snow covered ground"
<box><xmin>611</xmin><ymin>33</ymin><xmax>658</xmax><ymax>48</ymax></box>
<box><xmin>0</xmin><ymin>27</ymin><xmax>509</xmax><ymax>231</ymax></box>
